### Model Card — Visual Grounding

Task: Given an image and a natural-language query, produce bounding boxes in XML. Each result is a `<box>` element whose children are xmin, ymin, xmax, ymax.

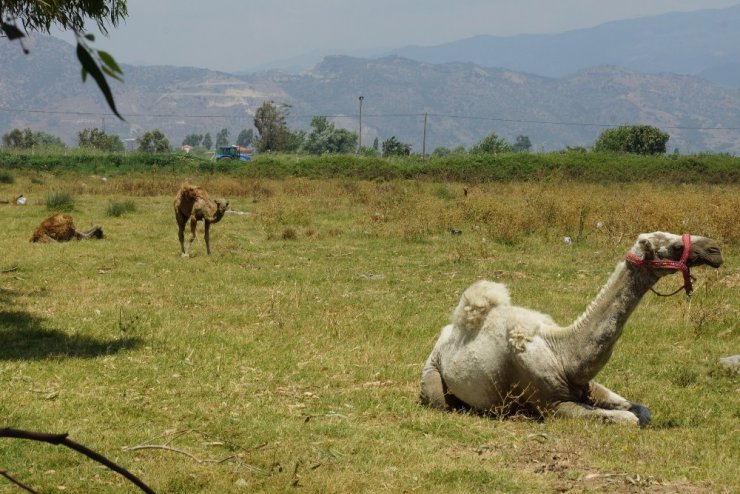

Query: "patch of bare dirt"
<box><xmin>518</xmin><ymin>440</ymin><xmax>719</xmax><ymax>493</ymax></box>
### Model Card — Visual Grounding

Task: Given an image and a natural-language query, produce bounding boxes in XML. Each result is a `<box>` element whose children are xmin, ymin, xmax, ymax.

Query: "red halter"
<box><xmin>625</xmin><ymin>233</ymin><xmax>694</xmax><ymax>297</ymax></box>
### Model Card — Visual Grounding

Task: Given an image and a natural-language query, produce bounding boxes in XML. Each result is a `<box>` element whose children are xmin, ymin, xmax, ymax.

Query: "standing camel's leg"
<box><xmin>204</xmin><ymin>220</ymin><xmax>211</xmax><ymax>255</ymax></box>
<box><xmin>176</xmin><ymin>213</ymin><xmax>187</xmax><ymax>256</ymax></box>
<box><xmin>186</xmin><ymin>217</ymin><xmax>198</xmax><ymax>257</ymax></box>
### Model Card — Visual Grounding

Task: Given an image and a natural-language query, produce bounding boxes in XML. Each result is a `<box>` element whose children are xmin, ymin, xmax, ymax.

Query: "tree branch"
<box><xmin>0</xmin><ymin>428</ymin><xmax>155</xmax><ymax>494</ymax></box>
<box><xmin>0</xmin><ymin>468</ymin><xmax>38</xmax><ymax>494</ymax></box>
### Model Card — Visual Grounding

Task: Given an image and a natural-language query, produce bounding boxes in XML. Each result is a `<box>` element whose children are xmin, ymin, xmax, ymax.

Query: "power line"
<box><xmin>1</xmin><ymin>106</ymin><xmax>739</xmax><ymax>131</ymax></box>
<box><xmin>427</xmin><ymin>113</ymin><xmax>740</xmax><ymax>131</ymax></box>
<box><xmin>0</xmin><ymin>107</ymin><xmax>245</xmax><ymax>119</ymax></box>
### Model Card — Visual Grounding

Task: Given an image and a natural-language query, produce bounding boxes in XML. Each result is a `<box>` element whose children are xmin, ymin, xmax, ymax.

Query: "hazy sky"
<box><xmin>55</xmin><ymin>0</ymin><xmax>740</xmax><ymax>72</ymax></box>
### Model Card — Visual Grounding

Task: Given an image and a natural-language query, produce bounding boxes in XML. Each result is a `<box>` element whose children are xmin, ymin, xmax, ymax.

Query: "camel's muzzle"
<box><xmin>689</xmin><ymin>241</ymin><xmax>723</xmax><ymax>269</ymax></box>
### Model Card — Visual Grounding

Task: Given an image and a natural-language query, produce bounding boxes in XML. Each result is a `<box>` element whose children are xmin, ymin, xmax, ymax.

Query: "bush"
<box><xmin>0</xmin><ymin>171</ymin><xmax>14</xmax><ymax>184</ymax></box>
<box><xmin>106</xmin><ymin>200</ymin><xmax>137</xmax><ymax>217</ymax></box>
<box><xmin>434</xmin><ymin>184</ymin><xmax>456</xmax><ymax>200</ymax></box>
<box><xmin>45</xmin><ymin>191</ymin><xmax>75</xmax><ymax>212</ymax></box>
<box><xmin>1</xmin><ymin>149</ymin><xmax>738</xmax><ymax>184</ymax></box>
<box><xmin>593</xmin><ymin>125</ymin><xmax>669</xmax><ymax>155</ymax></box>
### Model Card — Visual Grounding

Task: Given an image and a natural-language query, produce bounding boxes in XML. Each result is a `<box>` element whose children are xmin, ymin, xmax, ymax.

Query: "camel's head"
<box><xmin>632</xmin><ymin>232</ymin><xmax>723</xmax><ymax>269</ymax></box>
<box><xmin>214</xmin><ymin>198</ymin><xmax>229</xmax><ymax>221</ymax></box>
<box><xmin>627</xmin><ymin>232</ymin><xmax>722</xmax><ymax>296</ymax></box>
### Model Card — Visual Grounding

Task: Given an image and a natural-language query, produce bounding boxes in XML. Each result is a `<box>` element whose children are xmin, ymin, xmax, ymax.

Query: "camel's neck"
<box><xmin>206</xmin><ymin>204</ymin><xmax>225</xmax><ymax>223</ymax></box>
<box><xmin>208</xmin><ymin>212</ymin><xmax>224</xmax><ymax>223</ymax></box>
<box><xmin>553</xmin><ymin>261</ymin><xmax>657</xmax><ymax>386</ymax></box>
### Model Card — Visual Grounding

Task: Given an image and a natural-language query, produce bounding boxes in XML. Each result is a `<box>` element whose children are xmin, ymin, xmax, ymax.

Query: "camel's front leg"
<box><xmin>587</xmin><ymin>381</ymin><xmax>651</xmax><ymax>427</ymax></box>
<box><xmin>552</xmin><ymin>381</ymin><xmax>651</xmax><ymax>427</ymax></box>
<box><xmin>204</xmin><ymin>220</ymin><xmax>211</xmax><ymax>255</ymax></box>
<box><xmin>552</xmin><ymin>401</ymin><xmax>643</xmax><ymax>426</ymax></box>
<box><xmin>186</xmin><ymin>217</ymin><xmax>198</xmax><ymax>256</ymax></box>
<box><xmin>176</xmin><ymin>213</ymin><xmax>188</xmax><ymax>256</ymax></box>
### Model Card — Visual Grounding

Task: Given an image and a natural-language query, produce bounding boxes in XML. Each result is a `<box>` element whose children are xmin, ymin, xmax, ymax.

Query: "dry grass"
<box><xmin>0</xmin><ymin>171</ymin><xmax>738</xmax><ymax>493</ymax></box>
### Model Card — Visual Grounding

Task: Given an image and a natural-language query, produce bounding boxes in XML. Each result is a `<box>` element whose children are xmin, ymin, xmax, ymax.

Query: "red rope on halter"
<box><xmin>625</xmin><ymin>233</ymin><xmax>694</xmax><ymax>297</ymax></box>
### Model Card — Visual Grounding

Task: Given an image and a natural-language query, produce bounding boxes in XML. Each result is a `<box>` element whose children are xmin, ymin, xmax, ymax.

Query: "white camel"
<box><xmin>420</xmin><ymin>232</ymin><xmax>723</xmax><ymax>426</ymax></box>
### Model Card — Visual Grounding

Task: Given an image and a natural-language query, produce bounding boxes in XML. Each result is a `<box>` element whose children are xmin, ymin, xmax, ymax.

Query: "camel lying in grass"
<box><xmin>174</xmin><ymin>184</ymin><xmax>229</xmax><ymax>257</ymax></box>
<box><xmin>420</xmin><ymin>232</ymin><xmax>723</xmax><ymax>426</ymax></box>
<box><xmin>30</xmin><ymin>214</ymin><xmax>103</xmax><ymax>243</ymax></box>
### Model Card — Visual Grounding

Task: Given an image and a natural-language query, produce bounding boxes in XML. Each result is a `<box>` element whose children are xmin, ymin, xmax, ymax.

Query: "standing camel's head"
<box><xmin>213</xmin><ymin>198</ymin><xmax>229</xmax><ymax>222</ymax></box>
<box><xmin>631</xmin><ymin>232</ymin><xmax>723</xmax><ymax>269</ymax></box>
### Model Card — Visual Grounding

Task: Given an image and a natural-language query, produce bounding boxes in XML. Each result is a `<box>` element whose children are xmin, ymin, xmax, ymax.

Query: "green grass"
<box><xmin>0</xmin><ymin>173</ymin><xmax>738</xmax><ymax>493</ymax></box>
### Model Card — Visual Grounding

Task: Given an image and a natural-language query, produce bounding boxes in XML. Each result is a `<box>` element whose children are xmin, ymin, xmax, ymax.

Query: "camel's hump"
<box><xmin>177</xmin><ymin>184</ymin><xmax>208</xmax><ymax>201</ymax></box>
<box><xmin>452</xmin><ymin>280</ymin><xmax>511</xmax><ymax>332</ymax></box>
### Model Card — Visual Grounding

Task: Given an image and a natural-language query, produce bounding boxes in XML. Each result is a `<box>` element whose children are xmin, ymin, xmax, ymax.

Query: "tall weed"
<box><xmin>44</xmin><ymin>191</ymin><xmax>75</xmax><ymax>211</ymax></box>
<box><xmin>105</xmin><ymin>200</ymin><xmax>137</xmax><ymax>217</ymax></box>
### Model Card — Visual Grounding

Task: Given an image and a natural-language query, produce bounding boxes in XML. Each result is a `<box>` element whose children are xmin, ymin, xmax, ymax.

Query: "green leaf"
<box><xmin>98</xmin><ymin>51</ymin><xmax>123</xmax><ymax>75</ymax></box>
<box><xmin>81</xmin><ymin>66</ymin><xmax>88</xmax><ymax>82</ymax></box>
<box><xmin>85</xmin><ymin>33</ymin><xmax>96</xmax><ymax>41</ymax></box>
<box><xmin>76</xmin><ymin>42</ymin><xmax>125</xmax><ymax>121</ymax></box>
<box><xmin>101</xmin><ymin>65</ymin><xmax>124</xmax><ymax>82</ymax></box>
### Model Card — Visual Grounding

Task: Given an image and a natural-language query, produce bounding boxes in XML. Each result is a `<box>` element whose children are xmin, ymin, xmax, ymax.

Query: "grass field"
<box><xmin>1</xmin><ymin>172</ymin><xmax>738</xmax><ymax>493</ymax></box>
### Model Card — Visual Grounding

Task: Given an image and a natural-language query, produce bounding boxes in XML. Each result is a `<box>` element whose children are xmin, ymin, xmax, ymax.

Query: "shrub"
<box><xmin>45</xmin><ymin>191</ymin><xmax>75</xmax><ymax>212</ymax></box>
<box><xmin>106</xmin><ymin>200</ymin><xmax>137</xmax><ymax>217</ymax></box>
<box><xmin>0</xmin><ymin>171</ymin><xmax>14</xmax><ymax>184</ymax></box>
<box><xmin>593</xmin><ymin>124</ymin><xmax>669</xmax><ymax>155</ymax></box>
<box><xmin>434</xmin><ymin>184</ymin><xmax>456</xmax><ymax>200</ymax></box>
<box><xmin>282</xmin><ymin>227</ymin><xmax>298</xmax><ymax>240</ymax></box>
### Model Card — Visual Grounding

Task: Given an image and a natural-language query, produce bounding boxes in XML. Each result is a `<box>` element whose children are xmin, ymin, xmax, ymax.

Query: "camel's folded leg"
<box><xmin>552</xmin><ymin>401</ymin><xmax>645</xmax><ymax>426</ymax></box>
<box><xmin>587</xmin><ymin>381</ymin><xmax>652</xmax><ymax>427</ymax></box>
<box><xmin>419</xmin><ymin>357</ymin><xmax>467</xmax><ymax>411</ymax></box>
<box><xmin>35</xmin><ymin>234</ymin><xmax>58</xmax><ymax>243</ymax></box>
<box><xmin>420</xmin><ymin>359</ymin><xmax>447</xmax><ymax>409</ymax></box>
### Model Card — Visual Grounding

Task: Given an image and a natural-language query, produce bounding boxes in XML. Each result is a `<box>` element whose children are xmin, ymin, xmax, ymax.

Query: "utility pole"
<box><xmin>422</xmin><ymin>112</ymin><xmax>428</xmax><ymax>160</ymax></box>
<box><xmin>357</xmin><ymin>95</ymin><xmax>364</xmax><ymax>154</ymax></box>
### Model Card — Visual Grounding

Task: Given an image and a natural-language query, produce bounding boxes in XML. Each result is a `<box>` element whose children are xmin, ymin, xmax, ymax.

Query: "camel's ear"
<box><xmin>638</xmin><ymin>238</ymin><xmax>657</xmax><ymax>260</ymax></box>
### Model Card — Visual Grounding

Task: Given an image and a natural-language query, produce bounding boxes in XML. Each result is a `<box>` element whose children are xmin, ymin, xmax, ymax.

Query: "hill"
<box><xmin>388</xmin><ymin>5</ymin><xmax>740</xmax><ymax>89</ymax></box>
<box><xmin>2</xmin><ymin>36</ymin><xmax>740</xmax><ymax>153</ymax></box>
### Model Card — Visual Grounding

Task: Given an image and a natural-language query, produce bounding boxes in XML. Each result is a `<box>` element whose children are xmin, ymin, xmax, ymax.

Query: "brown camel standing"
<box><xmin>174</xmin><ymin>184</ymin><xmax>229</xmax><ymax>257</ymax></box>
<box><xmin>30</xmin><ymin>214</ymin><xmax>103</xmax><ymax>243</ymax></box>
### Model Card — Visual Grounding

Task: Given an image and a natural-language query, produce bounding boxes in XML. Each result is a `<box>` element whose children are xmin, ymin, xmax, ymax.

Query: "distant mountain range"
<box><xmin>2</xmin><ymin>6</ymin><xmax>740</xmax><ymax>154</ymax></box>
<box><xmin>388</xmin><ymin>5</ymin><xmax>740</xmax><ymax>88</ymax></box>
<box><xmin>243</xmin><ymin>5</ymin><xmax>740</xmax><ymax>90</ymax></box>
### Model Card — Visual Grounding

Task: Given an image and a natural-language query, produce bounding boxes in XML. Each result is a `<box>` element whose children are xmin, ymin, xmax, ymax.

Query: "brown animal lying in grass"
<box><xmin>174</xmin><ymin>184</ymin><xmax>229</xmax><ymax>256</ymax></box>
<box><xmin>30</xmin><ymin>214</ymin><xmax>104</xmax><ymax>243</ymax></box>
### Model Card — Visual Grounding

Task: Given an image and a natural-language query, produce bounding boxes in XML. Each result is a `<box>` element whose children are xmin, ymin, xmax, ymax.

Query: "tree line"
<box><xmin>2</xmin><ymin>127</ymin><xmax>170</xmax><ymax>153</ymax></box>
<box><xmin>2</xmin><ymin>100</ymin><xmax>671</xmax><ymax>157</ymax></box>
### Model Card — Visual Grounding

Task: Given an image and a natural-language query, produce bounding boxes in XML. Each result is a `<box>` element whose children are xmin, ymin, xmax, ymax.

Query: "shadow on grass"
<box><xmin>0</xmin><ymin>310</ymin><xmax>141</xmax><ymax>360</ymax></box>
